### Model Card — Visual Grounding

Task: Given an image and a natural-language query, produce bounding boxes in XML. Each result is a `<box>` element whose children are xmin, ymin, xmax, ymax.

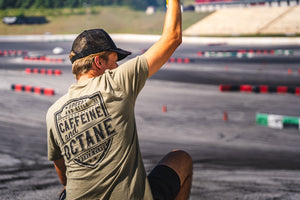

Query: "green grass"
<box><xmin>0</xmin><ymin>6</ymin><xmax>211</xmax><ymax>35</ymax></box>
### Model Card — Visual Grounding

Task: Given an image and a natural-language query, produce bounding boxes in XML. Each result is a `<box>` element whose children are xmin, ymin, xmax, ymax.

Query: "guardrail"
<box><xmin>195</xmin><ymin>0</ymin><xmax>299</xmax><ymax>12</ymax></box>
<box><xmin>195</xmin><ymin>0</ymin><xmax>299</xmax><ymax>6</ymax></box>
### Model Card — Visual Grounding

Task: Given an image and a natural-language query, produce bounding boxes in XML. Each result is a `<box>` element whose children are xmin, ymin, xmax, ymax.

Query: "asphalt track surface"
<box><xmin>1</xmin><ymin>38</ymin><xmax>300</xmax><ymax>200</ymax></box>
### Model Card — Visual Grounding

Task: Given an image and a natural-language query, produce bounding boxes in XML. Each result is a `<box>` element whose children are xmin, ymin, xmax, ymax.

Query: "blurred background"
<box><xmin>0</xmin><ymin>0</ymin><xmax>299</xmax><ymax>36</ymax></box>
<box><xmin>1</xmin><ymin>0</ymin><xmax>300</xmax><ymax>200</ymax></box>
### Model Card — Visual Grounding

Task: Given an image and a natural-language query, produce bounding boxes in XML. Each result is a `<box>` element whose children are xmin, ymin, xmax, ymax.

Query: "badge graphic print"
<box><xmin>54</xmin><ymin>92</ymin><xmax>117</xmax><ymax>168</ymax></box>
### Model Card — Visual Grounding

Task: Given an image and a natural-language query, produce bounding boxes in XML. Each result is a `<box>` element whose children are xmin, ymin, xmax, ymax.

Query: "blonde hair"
<box><xmin>69</xmin><ymin>51</ymin><xmax>112</xmax><ymax>80</ymax></box>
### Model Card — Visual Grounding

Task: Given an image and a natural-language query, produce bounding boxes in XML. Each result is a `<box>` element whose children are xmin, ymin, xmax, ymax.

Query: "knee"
<box><xmin>171</xmin><ymin>150</ymin><xmax>193</xmax><ymax>171</ymax></box>
<box><xmin>172</xmin><ymin>150</ymin><xmax>192</xmax><ymax>162</ymax></box>
<box><xmin>159</xmin><ymin>149</ymin><xmax>193</xmax><ymax>173</ymax></box>
<box><xmin>158</xmin><ymin>149</ymin><xmax>193</xmax><ymax>186</ymax></box>
<box><xmin>169</xmin><ymin>150</ymin><xmax>193</xmax><ymax>186</ymax></box>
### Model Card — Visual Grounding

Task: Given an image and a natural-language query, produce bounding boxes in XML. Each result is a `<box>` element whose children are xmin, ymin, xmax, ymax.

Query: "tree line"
<box><xmin>0</xmin><ymin>0</ymin><xmax>162</xmax><ymax>10</ymax></box>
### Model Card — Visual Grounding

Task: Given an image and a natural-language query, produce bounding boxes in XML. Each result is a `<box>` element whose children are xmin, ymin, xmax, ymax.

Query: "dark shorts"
<box><xmin>59</xmin><ymin>165</ymin><xmax>181</xmax><ymax>200</ymax></box>
<box><xmin>148</xmin><ymin>165</ymin><xmax>181</xmax><ymax>200</ymax></box>
<box><xmin>59</xmin><ymin>188</ymin><xmax>66</xmax><ymax>200</ymax></box>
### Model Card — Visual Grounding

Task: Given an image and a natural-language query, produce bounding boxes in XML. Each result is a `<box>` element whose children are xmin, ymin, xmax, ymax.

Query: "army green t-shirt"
<box><xmin>47</xmin><ymin>55</ymin><xmax>153</xmax><ymax>200</ymax></box>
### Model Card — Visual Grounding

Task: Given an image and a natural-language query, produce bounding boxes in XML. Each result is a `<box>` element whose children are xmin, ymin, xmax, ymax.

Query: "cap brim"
<box><xmin>111</xmin><ymin>48</ymin><xmax>132</xmax><ymax>61</ymax></box>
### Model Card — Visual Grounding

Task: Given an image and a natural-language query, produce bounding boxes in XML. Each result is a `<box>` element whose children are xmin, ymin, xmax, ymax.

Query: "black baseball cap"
<box><xmin>70</xmin><ymin>29</ymin><xmax>131</xmax><ymax>63</ymax></box>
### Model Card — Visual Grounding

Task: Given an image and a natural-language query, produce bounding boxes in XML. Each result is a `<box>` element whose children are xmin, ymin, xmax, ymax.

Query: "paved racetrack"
<box><xmin>1</xmin><ymin>38</ymin><xmax>300</xmax><ymax>199</ymax></box>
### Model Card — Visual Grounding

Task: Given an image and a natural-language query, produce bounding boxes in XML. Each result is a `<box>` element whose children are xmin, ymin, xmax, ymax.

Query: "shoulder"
<box><xmin>46</xmin><ymin>94</ymin><xmax>68</xmax><ymax>121</ymax></box>
<box><xmin>114</xmin><ymin>55</ymin><xmax>149</xmax><ymax>77</ymax></box>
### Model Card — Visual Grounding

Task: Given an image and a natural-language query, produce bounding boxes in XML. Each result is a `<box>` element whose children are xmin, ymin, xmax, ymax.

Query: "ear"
<box><xmin>94</xmin><ymin>56</ymin><xmax>102</xmax><ymax>69</ymax></box>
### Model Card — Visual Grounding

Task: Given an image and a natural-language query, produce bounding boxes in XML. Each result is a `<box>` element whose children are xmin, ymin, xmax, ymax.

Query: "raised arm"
<box><xmin>144</xmin><ymin>0</ymin><xmax>182</xmax><ymax>78</ymax></box>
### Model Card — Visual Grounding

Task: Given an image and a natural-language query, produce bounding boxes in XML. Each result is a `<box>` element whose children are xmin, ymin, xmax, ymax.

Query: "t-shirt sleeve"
<box><xmin>113</xmin><ymin>55</ymin><xmax>149</xmax><ymax>100</ymax></box>
<box><xmin>46</xmin><ymin>110</ymin><xmax>63</xmax><ymax>161</ymax></box>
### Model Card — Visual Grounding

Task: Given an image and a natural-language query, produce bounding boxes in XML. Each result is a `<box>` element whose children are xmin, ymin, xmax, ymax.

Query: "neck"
<box><xmin>77</xmin><ymin>74</ymin><xmax>92</xmax><ymax>83</ymax></box>
<box><xmin>77</xmin><ymin>68</ymin><xmax>104</xmax><ymax>83</ymax></box>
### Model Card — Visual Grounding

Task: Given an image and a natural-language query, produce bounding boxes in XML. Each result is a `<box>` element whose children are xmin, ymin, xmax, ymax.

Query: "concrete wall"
<box><xmin>184</xmin><ymin>5</ymin><xmax>300</xmax><ymax>36</ymax></box>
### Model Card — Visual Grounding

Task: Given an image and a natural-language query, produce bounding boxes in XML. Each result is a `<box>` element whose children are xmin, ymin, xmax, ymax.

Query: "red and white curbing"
<box><xmin>11</xmin><ymin>84</ymin><xmax>55</xmax><ymax>96</ymax></box>
<box><xmin>25</xmin><ymin>68</ymin><xmax>62</xmax><ymax>75</ymax></box>
<box><xmin>23</xmin><ymin>56</ymin><xmax>64</xmax><ymax>63</ymax></box>
<box><xmin>0</xmin><ymin>50</ymin><xmax>27</xmax><ymax>56</ymax></box>
<box><xmin>219</xmin><ymin>84</ymin><xmax>300</xmax><ymax>95</ymax></box>
<box><xmin>235</xmin><ymin>49</ymin><xmax>276</xmax><ymax>54</ymax></box>
<box><xmin>168</xmin><ymin>57</ymin><xmax>191</xmax><ymax>63</ymax></box>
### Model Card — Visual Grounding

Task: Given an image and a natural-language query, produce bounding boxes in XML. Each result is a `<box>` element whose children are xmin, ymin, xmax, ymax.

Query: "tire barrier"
<box><xmin>25</xmin><ymin>68</ymin><xmax>62</xmax><ymax>75</ymax></box>
<box><xmin>11</xmin><ymin>84</ymin><xmax>55</xmax><ymax>96</ymax></box>
<box><xmin>197</xmin><ymin>49</ymin><xmax>293</xmax><ymax>58</ymax></box>
<box><xmin>0</xmin><ymin>50</ymin><xmax>27</xmax><ymax>56</ymax></box>
<box><xmin>219</xmin><ymin>84</ymin><xmax>300</xmax><ymax>95</ymax></box>
<box><xmin>256</xmin><ymin>113</ymin><xmax>300</xmax><ymax>130</ymax></box>
<box><xmin>167</xmin><ymin>57</ymin><xmax>191</xmax><ymax>63</ymax></box>
<box><xmin>23</xmin><ymin>56</ymin><xmax>64</xmax><ymax>63</ymax></box>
